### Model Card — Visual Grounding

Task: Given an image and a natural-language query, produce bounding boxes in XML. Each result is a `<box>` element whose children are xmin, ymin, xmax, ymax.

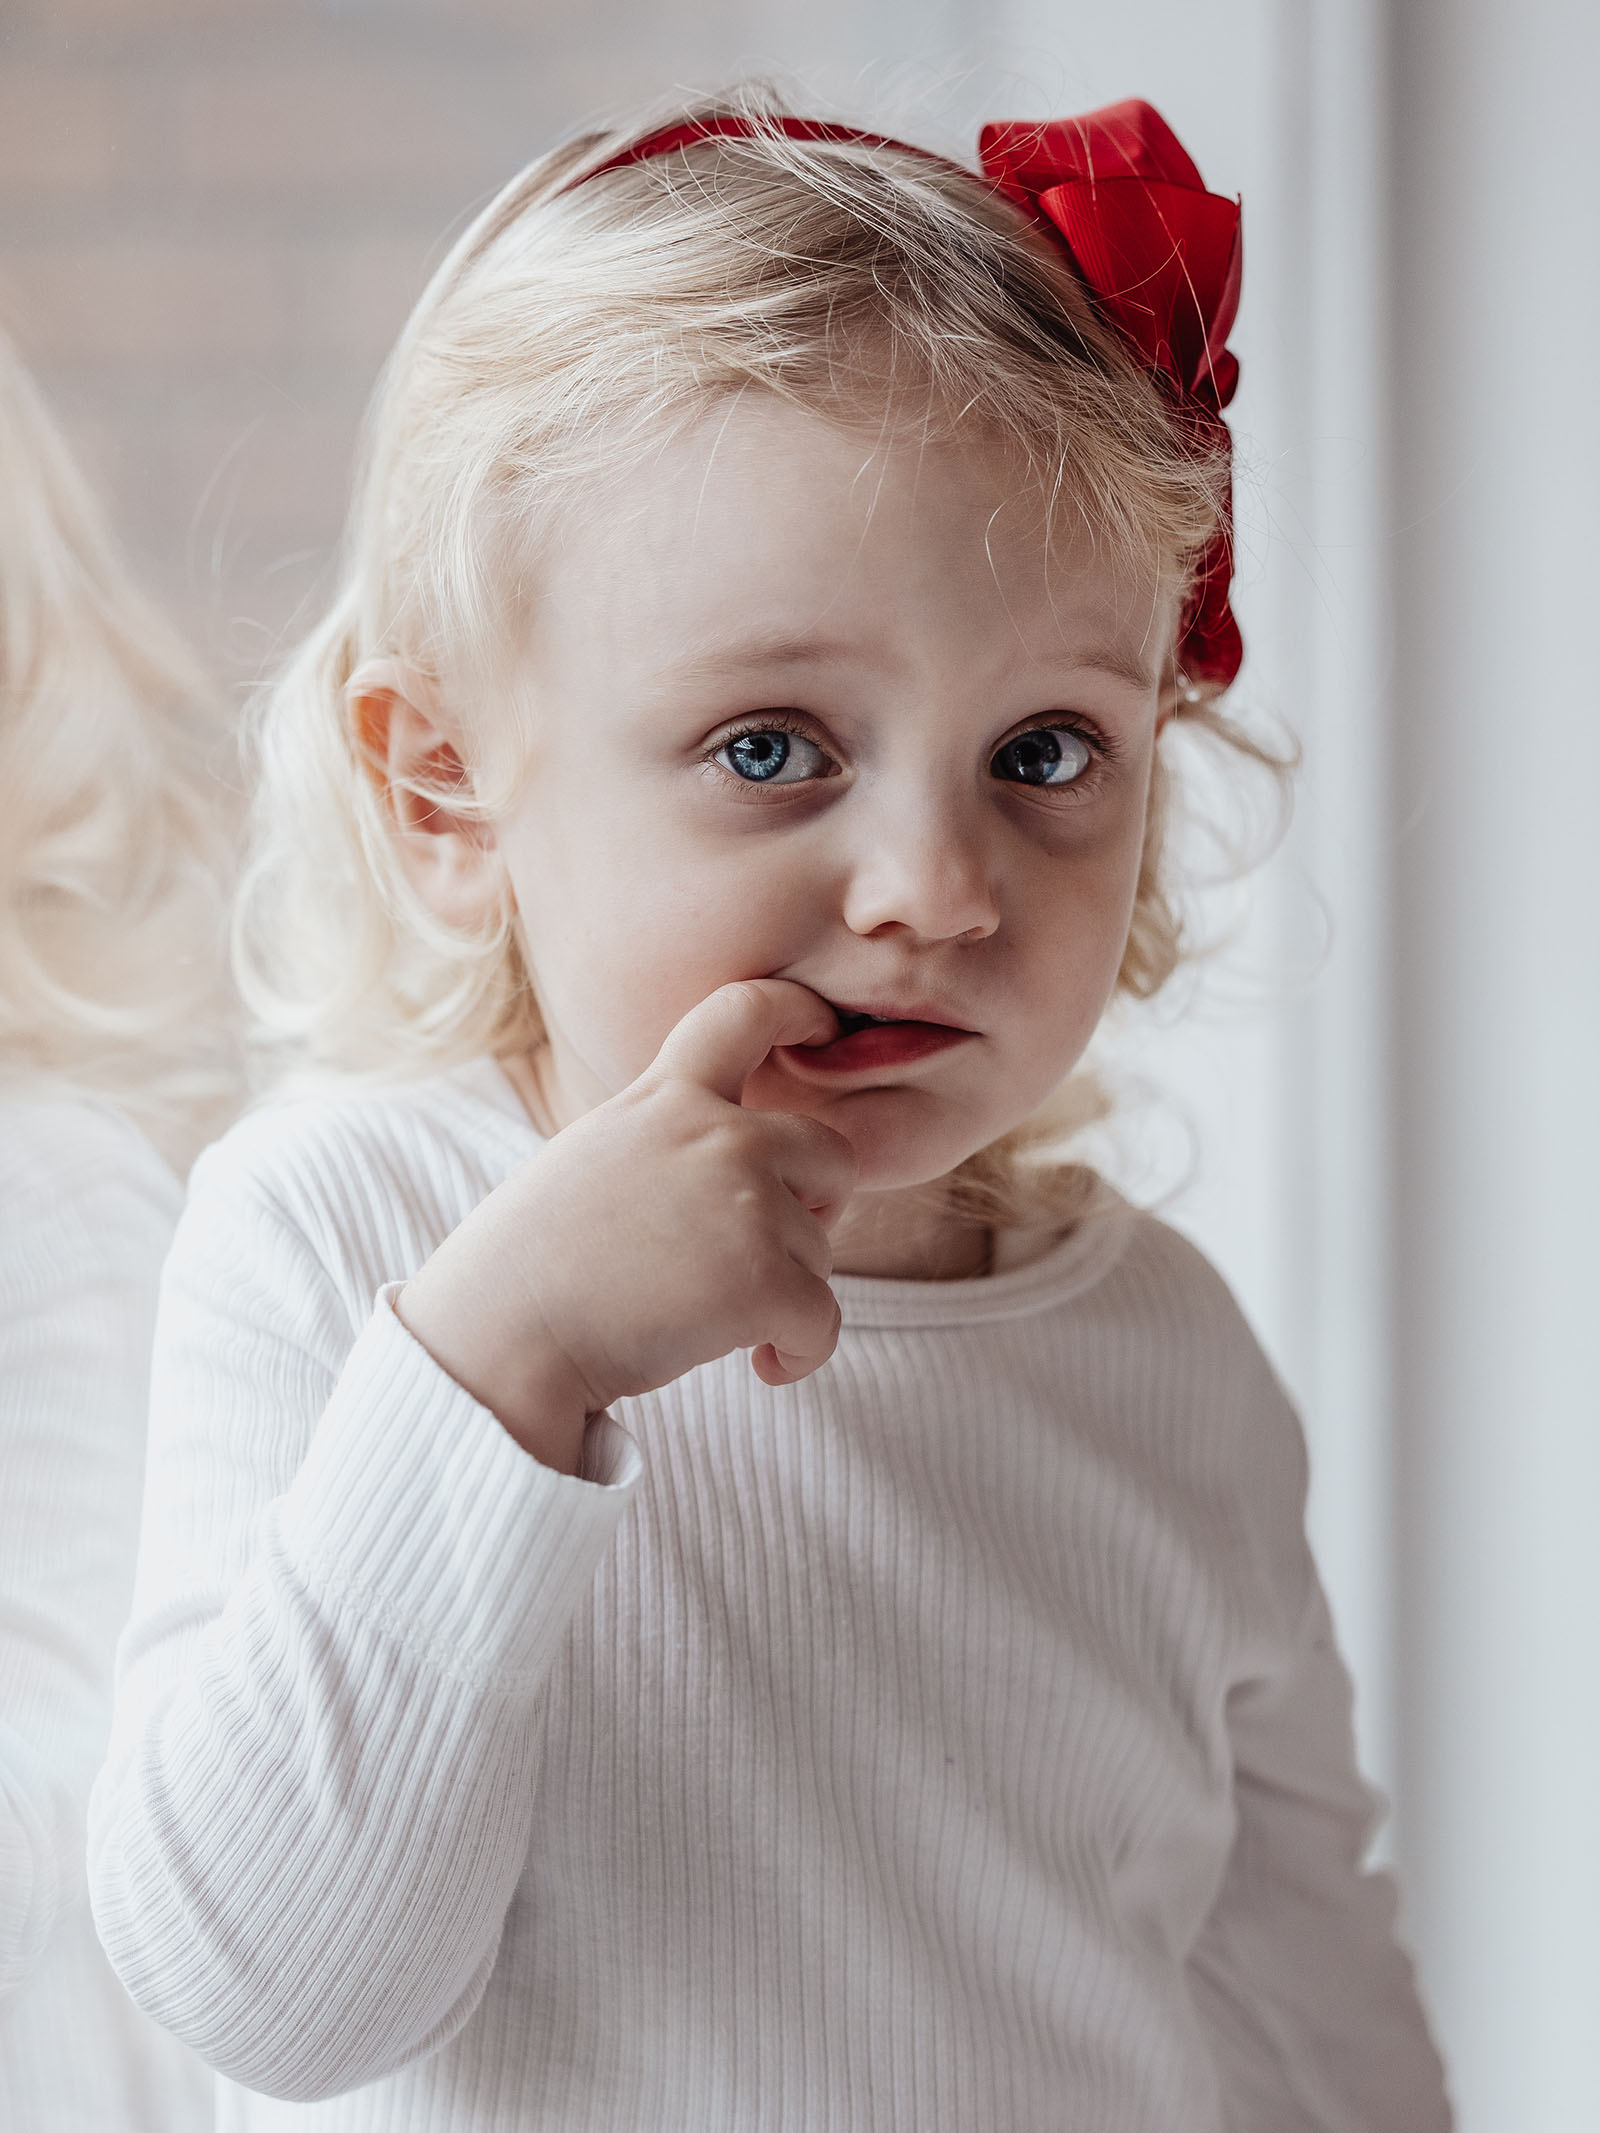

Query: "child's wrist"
<box><xmin>392</xmin><ymin>1277</ymin><xmax>595</xmax><ymax>1477</ymax></box>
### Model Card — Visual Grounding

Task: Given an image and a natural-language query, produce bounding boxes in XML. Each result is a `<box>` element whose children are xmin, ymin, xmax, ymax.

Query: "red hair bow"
<box><xmin>579</xmin><ymin>100</ymin><xmax>1244</xmax><ymax>686</ymax></box>
<box><xmin>980</xmin><ymin>103</ymin><xmax>1243</xmax><ymax>684</ymax></box>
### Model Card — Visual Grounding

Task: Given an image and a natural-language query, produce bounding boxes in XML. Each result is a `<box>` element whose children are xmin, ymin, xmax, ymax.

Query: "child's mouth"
<box><xmin>782</xmin><ymin>1000</ymin><xmax>977</xmax><ymax>1076</ymax></box>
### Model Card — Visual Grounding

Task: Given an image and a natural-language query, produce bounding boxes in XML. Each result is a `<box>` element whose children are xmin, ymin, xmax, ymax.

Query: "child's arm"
<box><xmin>1186</xmin><ymin>1579</ymin><xmax>1453</xmax><ymax>2129</ymax></box>
<box><xmin>88</xmin><ymin>1144</ymin><xmax>634</xmax><ymax>2103</ymax></box>
<box><xmin>88</xmin><ymin>982</ymin><xmax>852</xmax><ymax>2103</ymax></box>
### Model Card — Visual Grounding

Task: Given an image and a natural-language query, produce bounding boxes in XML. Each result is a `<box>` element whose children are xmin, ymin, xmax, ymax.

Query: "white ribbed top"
<box><xmin>88</xmin><ymin>1059</ymin><xmax>1450</xmax><ymax>2131</ymax></box>
<box><xmin>0</xmin><ymin>1099</ymin><xmax>211</xmax><ymax>2131</ymax></box>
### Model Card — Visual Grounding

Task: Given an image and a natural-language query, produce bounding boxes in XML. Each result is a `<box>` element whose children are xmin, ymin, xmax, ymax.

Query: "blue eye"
<box><xmin>990</xmin><ymin>726</ymin><xmax>1093</xmax><ymax>787</ymax></box>
<box><xmin>715</xmin><ymin>728</ymin><xmax>830</xmax><ymax>784</ymax></box>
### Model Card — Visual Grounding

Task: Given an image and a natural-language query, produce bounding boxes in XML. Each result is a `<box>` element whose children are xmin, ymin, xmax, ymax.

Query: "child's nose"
<box><xmin>840</xmin><ymin>794</ymin><xmax>1000</xmax><ymax>944</ymax></box>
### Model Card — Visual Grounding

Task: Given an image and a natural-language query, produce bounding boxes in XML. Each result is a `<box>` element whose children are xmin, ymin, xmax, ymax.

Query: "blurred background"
<box><xmin>1</xmin><ymin>1</ymin><xmax>1595</xmax><ymax>2125</ymax></box>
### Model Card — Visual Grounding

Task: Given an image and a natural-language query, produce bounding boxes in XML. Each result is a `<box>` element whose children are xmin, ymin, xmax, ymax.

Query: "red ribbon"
<box><xmin>577</xmin><ymin>102</ymin><xmax>1244</xmax><ymax>686</ymax></box>
<box><xmin>979</xmin><ymin>105</ymin><xmax>1243</xmax><ymax>684</ymax></box>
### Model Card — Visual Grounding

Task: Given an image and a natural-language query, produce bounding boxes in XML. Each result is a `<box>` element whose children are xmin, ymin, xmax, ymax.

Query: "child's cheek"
<box><xmin>620</xmin><ymin>881</ymin><xmax>812</xmax><ymax>1046</ymax></box>
<box><xmin>518</xmin><ymin>863</ymin><xmax>804</xmax><ymax>1092</ymax></box>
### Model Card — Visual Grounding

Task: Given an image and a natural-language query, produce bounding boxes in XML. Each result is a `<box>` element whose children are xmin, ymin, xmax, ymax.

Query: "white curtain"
<box><xmin>1388</xmin><ymin>1</ymin><xmax>1600</xmax><ymax>2126</ymax></box>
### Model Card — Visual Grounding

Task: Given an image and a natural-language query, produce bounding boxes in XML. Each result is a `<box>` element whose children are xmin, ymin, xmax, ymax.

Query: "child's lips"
<box><xmin>777</xmin><ymin>1000</ymin><xmax>978</xmax><ymax>1076</ymax></box>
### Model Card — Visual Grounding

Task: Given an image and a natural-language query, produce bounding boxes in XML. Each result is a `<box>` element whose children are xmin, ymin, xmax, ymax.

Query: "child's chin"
<box><xmin>823</xmin><ymin>1092</ymin><xmax>993</xmax><ymax>1194</ymax></box>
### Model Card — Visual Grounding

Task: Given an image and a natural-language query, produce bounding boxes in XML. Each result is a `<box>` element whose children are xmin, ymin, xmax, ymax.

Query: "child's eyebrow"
<box><xmin>664</xmin><ymin>630</ymin><xmax>856</xmax><ymax>678</ymax></box>
<box><xmin>1061</xmin><ymin>646</ymin><xmax>1159</xmax><ymax>693</ymax></box>
<box><xmin>665</xmin><ymin>629</ymin><xmax>1157</xmax><ymax>694</ymax></box>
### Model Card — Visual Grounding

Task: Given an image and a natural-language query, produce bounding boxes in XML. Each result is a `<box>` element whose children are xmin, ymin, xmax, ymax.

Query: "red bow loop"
<box><xmin>1032</xmin><ymin>178</ymin><xmax>1241</xmax><ymax>409</ymax></box>
<box><xmin>979</xmin><ymin>102</ymin><xmax>1208</xmax><ymax>194</ymax></box>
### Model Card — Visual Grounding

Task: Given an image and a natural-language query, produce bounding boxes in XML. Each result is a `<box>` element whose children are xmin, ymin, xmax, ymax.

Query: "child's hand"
<box><xmin>395</xmin><ymin>981</ymin><xmax>858</xmax><ymax>1472</ymax></box>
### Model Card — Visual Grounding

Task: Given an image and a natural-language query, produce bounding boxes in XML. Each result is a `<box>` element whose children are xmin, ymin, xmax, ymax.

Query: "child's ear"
<box><xmin>345</xmin><ymin>660</ymin><xmax>504</xmax><ymax>930</ymax></box>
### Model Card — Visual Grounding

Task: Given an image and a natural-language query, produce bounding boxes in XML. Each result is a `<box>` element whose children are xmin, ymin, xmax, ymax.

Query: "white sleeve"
<box><xmin>0</xmin><ymin>1107</ymin><xmax>176</xmax><ymax>2002</ymax></box>
<box><xmin>87</xmin><ymin>1134</ymin><xmax>642</xmax><ymax>2104</ymax></box>
<box><xmin>1186</xmin><ymin>1577</ymin><xmax>1453</xmax><ymax>2131</ymax></box>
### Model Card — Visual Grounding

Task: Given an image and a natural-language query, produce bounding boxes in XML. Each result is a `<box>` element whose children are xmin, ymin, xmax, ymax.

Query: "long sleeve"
<box><xmin>87</xmin><ymin>1109</ymin><xmax>642</xmax><ymax>2102</ymax></box>
<box><xmin>1187</xmin><ymin>1581</ymin><xmax>1452</xmax><ymax>2130</ymax></box>
<box><xmin>0</xmin><ymin>1103</ymin><xmax>178</xmax><ymax>2000</ymax></box>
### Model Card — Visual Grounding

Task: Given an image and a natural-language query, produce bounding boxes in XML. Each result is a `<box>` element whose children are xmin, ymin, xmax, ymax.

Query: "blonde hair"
<box><xmin>0</xmin><ymin>327</ymin><xmax>239</xmax><ymax>1171</ymax></box>
<box><xmin>240</xmin><ymin>84</ymin><xmax>1288</xmax><ymax>1216</ymax></box>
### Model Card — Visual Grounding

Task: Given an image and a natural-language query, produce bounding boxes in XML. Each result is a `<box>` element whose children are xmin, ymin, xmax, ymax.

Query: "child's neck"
<box><xmin>827</xmin><ymin>1189</ymin><xmax>993</xmax><ymax>1282</ymax></box>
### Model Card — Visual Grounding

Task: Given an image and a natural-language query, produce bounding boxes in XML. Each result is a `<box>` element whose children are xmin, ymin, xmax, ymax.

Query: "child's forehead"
<box><xmin>521</xmin><ymin>397</ymin><xmax>1173</xmax><ymax>698</ymax></box>
<box><xmin>552</xmin><ymin>395</ymin><xmax>1150</xmax><ymax>592</ymax></box>
<box><xmin>589</xmin><ymin>392</ymin><xmax>1050</xmax><ymax>531</ymax></box>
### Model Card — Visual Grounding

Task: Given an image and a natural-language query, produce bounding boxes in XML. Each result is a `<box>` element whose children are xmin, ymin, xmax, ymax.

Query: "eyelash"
<box><xmin>702</xmin><ymin>713</ymin><xmax>834</xmax><ymax>793</ymax></box>
<box><xmin>702</xmin><ymin>712</ymin><xmax>1118</xmax><ymax>795</ymax></box>
<box><xmin>711</xmin><ymin>711</ymin><xmax>819</xmax><ymax>753</ymax></box>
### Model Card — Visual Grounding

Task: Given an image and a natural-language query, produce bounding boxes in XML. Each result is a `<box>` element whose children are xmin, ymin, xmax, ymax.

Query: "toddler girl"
<box><xmin>90</xmin><ymin>90</ymin><xmax>1450</xmax><ymax>2130</ymax></box>
<box><xmin>0</xmin><ymin>323</ymin><xmax>227</xmax><ymax>2130</ymax></box>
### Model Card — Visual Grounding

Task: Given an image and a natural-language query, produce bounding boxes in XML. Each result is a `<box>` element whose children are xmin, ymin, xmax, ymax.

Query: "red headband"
<box><xmin>577</xmin><ymin>102</ymin><xmax>1244</xmax><ymax>688</ymax></box>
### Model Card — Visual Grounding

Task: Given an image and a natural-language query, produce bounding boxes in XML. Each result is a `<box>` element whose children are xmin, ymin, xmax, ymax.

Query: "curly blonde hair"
<box><xmin>0</xmin><ymin>327</ymin><xmax>239</xmax><ymax>1170</ymax></box>
<box><xmin>238</xmin><ymin>84</ymin><xmax>1287</xmax><ymax>1216</ymax></box>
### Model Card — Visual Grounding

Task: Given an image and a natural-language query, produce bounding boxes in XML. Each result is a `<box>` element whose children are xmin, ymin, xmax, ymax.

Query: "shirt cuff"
<box><xmin>274</xmin><ymin>1289</ymin><xmax>642</xmax><ymax>1690</ymax></box>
